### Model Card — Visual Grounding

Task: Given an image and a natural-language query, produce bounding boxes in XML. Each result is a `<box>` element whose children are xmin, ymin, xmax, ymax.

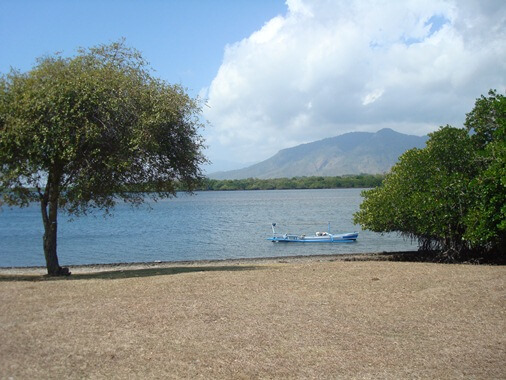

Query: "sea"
<box><xmin>0</xmin><ymin>189</ymin><xmax>416</xmax><ymax>267</ymax></box>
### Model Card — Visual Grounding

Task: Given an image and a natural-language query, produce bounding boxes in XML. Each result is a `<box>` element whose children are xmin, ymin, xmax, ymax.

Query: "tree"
<box><xmin>0</xmin><ymin>41</ymin><xmax>207</xmax><ymax>275</ymax></box>
<box><xmin>354</xmin><ymin>126</ymin><xmax>477</xmax><ymax>256</ymax></box>
<box><xmin>465</xmin><ymin>89</ymin><xmax>505</xmax><ymax>150</ymax></box>
<box><xmin>354</xmin><ymin>90</ymin><xmax>505</xmax><ymax>260</ymax></box>
<box><xmin>464</xmin><ymin>90</ymin><xmax>506</xmax><ymax>252</ymax></box>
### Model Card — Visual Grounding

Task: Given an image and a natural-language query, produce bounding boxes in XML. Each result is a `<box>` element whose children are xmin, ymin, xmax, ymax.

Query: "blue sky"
<box><xmin>0</xmin><ymin>0</ymin><xmax>286</xmax><ymax>96</ymax></box>
<box><xmin>1</xmin><ymin>1</ymin><xmax>505</xmax><ymax>172</ymax></box>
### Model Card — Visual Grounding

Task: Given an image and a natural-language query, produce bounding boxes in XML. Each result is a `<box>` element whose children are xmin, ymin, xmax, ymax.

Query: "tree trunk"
<box><xmin>41</xmin><ymin>173</ymin><xmax>70</xmax><ymax>276</ymax></box>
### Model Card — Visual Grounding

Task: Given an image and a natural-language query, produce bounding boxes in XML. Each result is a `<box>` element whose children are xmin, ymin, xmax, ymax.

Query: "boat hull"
<box><xmin>268</xmin><ymin>232</ymin><xmax>358</xmax><ymax>243</ymax></box>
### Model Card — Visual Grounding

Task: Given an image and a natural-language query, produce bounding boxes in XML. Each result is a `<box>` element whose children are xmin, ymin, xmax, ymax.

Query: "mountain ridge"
<box><xmin>209</xmin><ymin>128</ymin><xmax>428</xmax><ymax>179</ymax></box>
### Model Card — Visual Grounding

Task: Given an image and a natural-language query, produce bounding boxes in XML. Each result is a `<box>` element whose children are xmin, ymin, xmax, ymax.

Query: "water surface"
<box><xmin>0</xmin><ymin>189</ymin><xmax>415</xmax><ymax>267</ymax></box>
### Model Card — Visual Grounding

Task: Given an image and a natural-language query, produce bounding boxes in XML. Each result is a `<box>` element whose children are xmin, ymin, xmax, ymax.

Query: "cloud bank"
<box><xmin>203</xmin><ymin>0</ymin><xmax>506</xmax><ymax>166</ymax></box>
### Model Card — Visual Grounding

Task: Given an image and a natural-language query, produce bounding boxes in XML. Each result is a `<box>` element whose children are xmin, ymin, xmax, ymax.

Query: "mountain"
<box><xmin>209</xmin><ymin>128</ymin><xmax>428</xmax><ymax>179</ymax></box>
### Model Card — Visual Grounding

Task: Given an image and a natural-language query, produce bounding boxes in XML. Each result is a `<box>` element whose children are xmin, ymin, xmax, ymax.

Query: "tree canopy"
<box><xmin>0</xmin><ymin>41</ymin><xmax>207</xmax><ymax>275</ymax></box>
<box><xmin>354</xmin><ymin>90</ymin><xmax>505</xmax><ymax>261</ymax></box>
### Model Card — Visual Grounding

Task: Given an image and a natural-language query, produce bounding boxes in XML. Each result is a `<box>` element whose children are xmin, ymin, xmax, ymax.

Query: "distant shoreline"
<box><xmin>184</xmin><ymin>174</ymin><xmax>385</xmax><ymax>191</ymax></box>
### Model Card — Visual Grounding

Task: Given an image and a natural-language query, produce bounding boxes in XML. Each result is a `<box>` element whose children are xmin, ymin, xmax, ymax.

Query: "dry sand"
<box><xmin>0</xmin><ymin>255</ymin><xmax>505</xmax><ymax>379</ymax></box>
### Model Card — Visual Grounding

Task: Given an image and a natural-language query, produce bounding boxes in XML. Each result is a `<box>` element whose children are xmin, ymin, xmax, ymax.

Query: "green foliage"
<box><xmin>354</xmin><ymin>127</ymin><xmax>475</xmax><ymax>252</ymax></box>
<box><xmin>0</xmin><ymin>41</ymin><xmax>207</xmax><ymax>274</ymax></box>
<box><xmin>465</xmin><ymin>89</ymin><xmax>506</xmax><ymax>149</ymax></box>
<box><xmin>464</xmin><ymin>90</ymin><xmax>506</xmax><ymax>249</ymax></box>
<box><xmin>0</xmin><ymin>41</ymin><xmax>206</xmax><ymax>212</ymax></box>
<box><xmin>177</xmin><ymin>174</ymin><xmax>385</xmax><ymax>191</ymax></box>
<box><xmin>354</xmin><ymin>90</ymin><xmax>505</xmax><ymax>259</ymax></box>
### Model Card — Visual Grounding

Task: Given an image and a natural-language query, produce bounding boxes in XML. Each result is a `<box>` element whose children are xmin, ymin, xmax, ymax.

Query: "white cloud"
<box><xmin>204</xmin><ymin>0</ymin><xmax>506</xmax><ymax>166</ymax></box>
<box><xmin>362</xmin><ymin>89</ymin><xmax>384</xmax><ymax>106</ymax></box>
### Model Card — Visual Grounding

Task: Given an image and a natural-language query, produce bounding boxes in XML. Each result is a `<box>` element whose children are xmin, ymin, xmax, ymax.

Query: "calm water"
<box><xmin>0</xmin><ymin>189</ymin><xmax>415</xmax><ymax>267</ymax></box>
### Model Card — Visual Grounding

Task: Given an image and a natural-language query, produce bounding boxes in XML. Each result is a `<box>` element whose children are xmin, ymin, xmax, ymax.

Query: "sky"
<box><xmin>1</xmin><ymin>0</ymin><xmax>505</xmax><ymax>172</ymax></box>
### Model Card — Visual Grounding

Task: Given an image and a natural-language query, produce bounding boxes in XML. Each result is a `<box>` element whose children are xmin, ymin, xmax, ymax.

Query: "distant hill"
<box><xmin>209</xmin><ymin>128</ymin><xmax>428</xmax><ymax>179</ymax></box>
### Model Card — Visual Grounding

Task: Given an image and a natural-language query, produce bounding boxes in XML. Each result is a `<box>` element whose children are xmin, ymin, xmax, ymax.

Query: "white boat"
<box><xmin>267</xmin><ymin>223</ymin><xmax>358</xmax><ymax>243</ymax></box>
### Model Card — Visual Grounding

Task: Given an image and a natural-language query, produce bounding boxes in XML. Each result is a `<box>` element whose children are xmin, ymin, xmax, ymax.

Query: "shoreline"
<box><xmin>0</xmin><ymin>251</ymin><xmax>416</xmax><ymax>275</ymax></box>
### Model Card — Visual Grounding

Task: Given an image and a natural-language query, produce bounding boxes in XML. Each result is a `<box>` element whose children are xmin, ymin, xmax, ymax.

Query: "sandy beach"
<box><xmin>1</xmin><ymin>254</ymin><xmax>504</xmax><ymax>379</ymax></box>
<box><xmin>0</xmin><ymin>252</ymin><xmax>396</xmax><ymax>276</ymax></box>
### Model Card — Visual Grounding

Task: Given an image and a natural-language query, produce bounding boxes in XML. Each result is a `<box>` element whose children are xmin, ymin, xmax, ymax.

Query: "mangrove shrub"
<box><xmin>354</xmin><ymin>90</ymin><xmax>505</xmax><ymax>260</ymax></box>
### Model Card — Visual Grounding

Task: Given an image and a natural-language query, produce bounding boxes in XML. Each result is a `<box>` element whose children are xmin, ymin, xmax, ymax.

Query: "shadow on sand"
<box><xmin>0</xmin><ymin>265</ymin><xmax>261</xmax><ymax>282</ymax></box>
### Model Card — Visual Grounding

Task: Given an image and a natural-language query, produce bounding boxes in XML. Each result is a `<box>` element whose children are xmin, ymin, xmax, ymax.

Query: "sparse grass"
<box><xmin>0</xmin><ymin>265</ymin><xmax>260</xmax><ymax>282</ymax></box>
<box><xmin>0</xmin><ymin>259</ymin><xmax>504</xmax><ymax>379</ymax></box>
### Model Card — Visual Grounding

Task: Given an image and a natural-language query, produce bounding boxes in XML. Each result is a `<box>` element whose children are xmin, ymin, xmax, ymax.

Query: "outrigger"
<box><xmin>267</xmin><ymin>223</ymin><xmax>358</xmax><ymax>243</ymax></box>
